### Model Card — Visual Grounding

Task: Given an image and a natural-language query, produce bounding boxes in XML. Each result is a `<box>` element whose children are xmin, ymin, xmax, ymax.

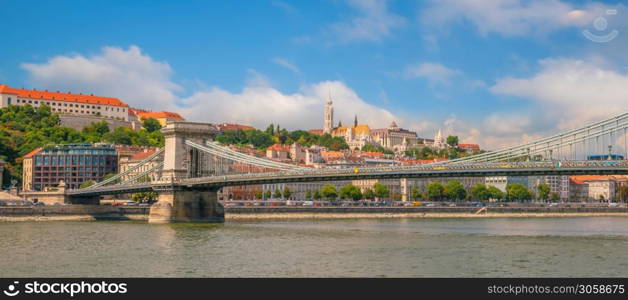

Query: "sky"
<box><xmin>1</xmin><ymin>0</ymin><xmax>628</xmax><ymax>150</ymax></box>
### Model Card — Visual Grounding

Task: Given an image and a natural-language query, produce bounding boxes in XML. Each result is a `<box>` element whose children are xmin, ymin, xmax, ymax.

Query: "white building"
<box><xmin>0</xmin><ymin>84</ymin><xmax>130</xmax><ymax>121</ymax></box>
<box><xmin>433</xmin><ymin>130</ymin><xmax>446</xmax><ymax>149</ymax></box>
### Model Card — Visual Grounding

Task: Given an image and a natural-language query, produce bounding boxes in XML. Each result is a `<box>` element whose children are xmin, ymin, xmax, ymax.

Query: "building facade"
<box><xmin>22</xmin><ymin>143</ymin><xmax>118</xmax><ymax>191</ymax></box>
<box><xmin>370</xmin><ymin>121</ymin><xmax>420</xmax><ymax>153</ymax></box>
<box><xmin>130</xmin><ymin>109</ymin><xmax>185</xmax><ymax>126</ymax></box>
<box><xmin>0</xmin><ymin>84</ymin><xmax>129</xmax><ymax>121</ymax></box>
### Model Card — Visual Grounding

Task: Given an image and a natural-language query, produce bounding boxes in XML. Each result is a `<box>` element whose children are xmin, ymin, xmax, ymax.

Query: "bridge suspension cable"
<box><xmin>85</xmin><ymin>148</ymin><xmax>165</xmax><ymax>189</ymax></box>
<box><xmin>438</xmin><ymin>112</ymin><xmax>628</xmax><ymax>164</ymax></box>
<box><xmin>185</xmin><ymin>140</ymin><xmax>307</xmax><ymax>172</ymax></box>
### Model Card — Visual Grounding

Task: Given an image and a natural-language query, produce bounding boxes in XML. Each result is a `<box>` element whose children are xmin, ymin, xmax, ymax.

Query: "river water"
<box><xmin>2</xmin><ymin>217</ymin><xmax>628</xmax><ymax>277</ymax></box>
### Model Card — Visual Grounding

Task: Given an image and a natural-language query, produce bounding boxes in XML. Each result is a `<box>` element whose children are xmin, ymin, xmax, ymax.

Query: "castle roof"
<box><xmin>0</xmin><ymin>84</ymin><xmax>128</xmax><ymax>107</ymax></box>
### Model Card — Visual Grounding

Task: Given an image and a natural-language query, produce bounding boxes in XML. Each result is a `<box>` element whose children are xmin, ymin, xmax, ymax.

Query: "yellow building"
<box><xmin>131</xmin><ymin>109</ymin><xmax>185</xmax><ymax>126</ymax></box>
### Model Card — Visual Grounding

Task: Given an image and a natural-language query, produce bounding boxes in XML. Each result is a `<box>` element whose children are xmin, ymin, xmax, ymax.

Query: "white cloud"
<box><xmin>421</xmin><ymin>0</ymin><xmax>613</xmax><ymax>37</ymax></box>
<box><xmin>404</xmin><ymin>62</ymin><xmax>461</xmax><ymax>85</ymax></box>
<box><xmin>327</xmin><ymin>0</ymin><xmax>406</xmax><ymax>43</ymax></box>
<box><xmin>272</xmin><ymin>57</ymin><xmax>300</xmax><ymax>74</ymax></box>
<box><xmin>21</xmin><ymin>46</ymin><xmax>180</xmax><ymax>110</ymax></box>
<box><xmin>491</xmin><ymin>57</ymin><xmax>628</xmax><ymax>130</ymax></box>
<box><xmin>179</xmin><ymin>81</ymin><xmax>398</xmax><ymax>130</ymax></box>
<box><xmin>21</xmin><ymin>45</ymin><xmax>400</xmax><ymax>132</ymax></box>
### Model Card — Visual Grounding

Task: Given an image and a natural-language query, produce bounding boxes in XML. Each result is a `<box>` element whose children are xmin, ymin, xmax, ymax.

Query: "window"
<box><xmin>7</xmin><ymin>97</ymin><xmax>11</xmax><ymax>105</ymax></box>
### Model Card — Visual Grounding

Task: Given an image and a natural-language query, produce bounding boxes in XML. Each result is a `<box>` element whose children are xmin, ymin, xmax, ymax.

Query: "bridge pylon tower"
<box><xmin>149</xmin><ymin>121</ymin><xmax>224</xmax><ymax>224</ymax></box>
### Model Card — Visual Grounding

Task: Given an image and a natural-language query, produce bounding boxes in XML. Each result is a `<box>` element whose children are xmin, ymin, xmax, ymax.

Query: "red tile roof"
<box><xmin>130</xmin><ymin>150</ymin><xmax>157</xmax><ymax>161</ymax></box>
<box><xmin>308</xmin><ymin>129</ymin><xmax>324</xmax><ymax>136</ymax></box>
<box><xmin>135</xmin><ymin>111</ymin><xmax>184</xmax><ymax>120</ymax></box>
<box><xmin>0</xmin><ymin>84</ymin><xmax>128</xmax><ymax>107</ymax></box>
<box><xmin>267</xmin><ymin>144</ymin><xmax>290</xmax><ymax>152</ymax></box>
<box><xmin>23</xmin><ymin>148</ymin><xmax>42</xmax><ymax>158</ymax></box>
<box><xmin>459</xmin><ymin>143</ymin><xmax>480</xmax><ymax>151</ymax></box>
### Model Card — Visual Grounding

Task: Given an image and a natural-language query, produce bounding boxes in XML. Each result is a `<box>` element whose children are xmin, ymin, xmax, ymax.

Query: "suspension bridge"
<box><xmin>59</xmin><ymin>112</ymin><xmax>628</xmax><ymax>223</ymax></box>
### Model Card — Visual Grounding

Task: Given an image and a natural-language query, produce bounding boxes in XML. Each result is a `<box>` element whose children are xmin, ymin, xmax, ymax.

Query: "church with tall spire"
<box><xmin>323</xmin><ymin>90</ymin><xmax>333</xmax><ymax>134</ymax></box>
<box><xmin>313</xmin><ymin>91</ymin><xmax>423</xmax><ymax>153</ymax></box>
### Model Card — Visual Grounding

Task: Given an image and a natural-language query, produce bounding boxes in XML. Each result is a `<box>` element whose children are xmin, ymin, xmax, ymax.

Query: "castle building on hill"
<box><xmin>321</xmin><ymin>93</ymin><xmax>421</xmax><ymax>153</ymax></box>
<box><xmin>0</xmin><ymin>84</ymin><xmax>129</xmax><ymax>121</ymax></box>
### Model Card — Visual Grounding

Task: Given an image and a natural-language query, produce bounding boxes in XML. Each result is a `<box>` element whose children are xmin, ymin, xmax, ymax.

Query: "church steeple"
<box><xmin>323</xmin><ymin>89</ymin><xmax>334</xmax><ymax>134</ymax></box>
<box><xmin>354</xmin><ymin>115</ymin><xmax>358</xmax><ymax>127</ymax></box>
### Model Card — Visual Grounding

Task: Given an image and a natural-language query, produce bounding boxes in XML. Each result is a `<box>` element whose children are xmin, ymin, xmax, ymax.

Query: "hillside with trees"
<box><xmin>215</xmin><ymin>123</ymin><xmax>348</xmax><ymax>151</ymax></box>
<box><xmin>0</xmin><ymin>104</ymin><xmax>164</xmax><ymax>187</ymax></box>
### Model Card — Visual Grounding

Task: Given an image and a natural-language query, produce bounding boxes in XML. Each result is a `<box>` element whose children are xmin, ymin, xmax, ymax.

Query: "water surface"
<box><xmin>2</xmin><ymin>217</ymin><xmax>628</xmax><ymax>277</ymax></box>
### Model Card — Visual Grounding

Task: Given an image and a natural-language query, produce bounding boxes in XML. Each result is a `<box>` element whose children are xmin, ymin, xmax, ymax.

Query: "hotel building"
<box><xmin>22</xmin><ymin>143</ymin><xmax>118</xmax><ymax>191</ymax></box>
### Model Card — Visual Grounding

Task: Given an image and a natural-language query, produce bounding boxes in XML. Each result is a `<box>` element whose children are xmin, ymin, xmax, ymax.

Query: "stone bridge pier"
<box><xmin>148</xmin><ymin>122</ymin><xmax>224</xmax><ymax>224</ymax></box>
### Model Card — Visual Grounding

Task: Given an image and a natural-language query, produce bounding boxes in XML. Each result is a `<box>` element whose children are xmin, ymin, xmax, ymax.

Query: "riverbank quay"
<box><xmin>3</xmin><ymin>205</ymin><xmax>628</xmax><ymax>221</ymax></box>
<box><xmin>0</xmin><ymin>205</ymin><xmax>148</xmax><ymax>221</ymax></box>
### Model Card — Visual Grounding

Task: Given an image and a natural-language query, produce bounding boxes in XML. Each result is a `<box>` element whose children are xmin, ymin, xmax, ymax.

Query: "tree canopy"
<box><xmin>0</xmin><ymin>104</ymin><xmax>164</xmax><ymax>186</ymax></box>
<box><xmin>215</xmin><ymin>127</ymin><xmax>348</xmax><ymax>151</ymax></box>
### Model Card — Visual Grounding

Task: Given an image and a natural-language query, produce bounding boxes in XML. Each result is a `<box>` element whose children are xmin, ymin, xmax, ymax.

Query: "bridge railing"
<box><xmin>176</xmin><ymin>160</ymin><xmax>628</xmax><ymax>184</ymax></box>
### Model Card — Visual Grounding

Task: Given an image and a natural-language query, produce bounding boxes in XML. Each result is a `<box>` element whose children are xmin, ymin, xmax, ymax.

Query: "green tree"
<box><xmin>373</xmin><ymin>183</ymin><xmax>390</xmax><ymax>200</ymax></box>
<box><xmin>264</xmin><ymin>190</ymin><xmax>272</xmax><ymax>199</ymax></box>
<box><xmin>305</xmin><ymin>189</ymin><xmax>312</xmax><ymax>200</ymax></box>
<box><xmin>255</xmin><ymin>191</ymin><xmax>263</xmax><ymax>200</ymax></box>
<box><xmin>444</xmin><ymin>180</ymin><xmax>466</xmax><ymax>201</ymax></box>
<box><xmin>273</xmin><ymin>188</ymin><xmax>282</xmax><ymax>199</ymax></box>
<box><xmin>141</xmin><ymin>118</ymin><xmax>162</xmax><ymax>133</ymax></box>
<box><xmin>618</xmin><ymin>185</ymin><xmax>628</xmax><ymax>202</ymax></box>
<box><xmin>79</xmin><ymin>180</ymin><xmax>95</xmax><ymax>189</ymax></box>
<box><xmin>446</xmin><ymin>135</ymin><xmax>459</xmax><ymax>148</ymax></box>
<box><xmin>81</xmin><ymin>121</ymin><xmax>110</xmax><ymax>142</ymax></box>
<box><xmin>427</xmin><ymin>181</ymin><xmax>445</xmax><ymax>201</ymax></box>
<box><xmin>283</xmin><ymin>187</ymin><xmax>292</xmax><ymax>199</ymax></box>
<box><xmin>320</xmin><ymin>184</ymin><xmax>338</xmax><ymax>201</ymax></box>
<box><xmin>507</xmin><ymin>183</ymin><xmax>532</xmax><ymax>202</ymax></box>
<box><xmin>340</xmin><ymin>184</ymin><xmax>363</xmax><ymax>201</ymax></box>
<box><xmin>550</xmin><ymin>192</ymin><xmax>560</xmax><ymax>202</ymax></box>
<box><xmin>471</xmin><ymin>184</ymin><xmax>490</xmax><ymax>201</ymax></box>
<box><xmin>363</xmin><ymin>188</ymin><xmax>375</xmax><ymax>200</ymax></box>
<box><xmin>537</xmin><ymin>184</ymin><xmax>551</xmax><ymax>201</ymax></box>
<box><xmin>313</xmin><ymin>189</ymin><xmax>322</xmax><ymax>200</ymax></box>
<box><xmin>487</xmin><ymin>186</ymin><xmax>504</xmax><ymax>201</ymax></box>
<box><xmin>410</xmin><ymin>187</ymin><xmax>421</xmax><ymax>201</ymax></box>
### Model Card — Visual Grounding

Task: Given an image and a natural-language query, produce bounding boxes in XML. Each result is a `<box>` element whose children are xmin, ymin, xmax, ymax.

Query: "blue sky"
<box><xmin>1</xmin><ymin>0</ymin><xmax>627</xmax><ymax>149</ymax></box>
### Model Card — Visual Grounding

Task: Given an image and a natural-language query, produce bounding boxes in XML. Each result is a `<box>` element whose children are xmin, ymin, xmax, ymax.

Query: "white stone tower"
<box><xmin>433</xmin><ymin>129</ymin><xmax>446</xmax><ymax>149</ymax></box>
<box><xmin>323</xmin><ymin>90</ymin><xmax>334</xmax><ymax>134</ymax></box>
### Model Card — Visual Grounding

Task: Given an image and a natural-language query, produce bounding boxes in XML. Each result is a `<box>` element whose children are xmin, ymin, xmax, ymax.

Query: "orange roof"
<box><xmin>267</xmin><ymin>144</ymin><xmax>290</xmax><ymax>152</ymax></box>
<box><xmin>321</xmin><ymin>151</ymin><xmax>345</xmax><ymax>161</ymax></box>
<box><xmin>459</xmin><ymin>144</ymin><xmax>480</xmax><ymax>150</ymax></box>
<box><xmin>0</xmin><ymin>84</ymin><xmax>128</xmax><ymax>107</ymax></box>
<box><xmin>130</xmin><ymin>150</ymin><xmax>157</xmax><ymax>161</ymax></box>
<box><xmin>570</xmin><ymin>175</ymin><xmax>628</xmax><ymax>183</ymax></box>
<box><xmin>136</xmin><ymin>111</ymin><xmax>184</xmax><ymax>120</ymax></box>
<box><xmin>308</xmin><ymin>129</ymin><xmax>324</xmax><ymax>136</ymax></box>
<box><xmin>362</xmin><ymin>152</ymin><xmax>384</xmax><ymax>158</ymax></box>
<box><xmin>23</xmin><ymin>148</ymin><xmax>42</xmax><ymax>158</ymax></box>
